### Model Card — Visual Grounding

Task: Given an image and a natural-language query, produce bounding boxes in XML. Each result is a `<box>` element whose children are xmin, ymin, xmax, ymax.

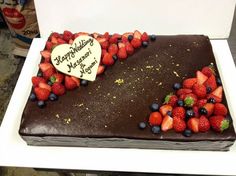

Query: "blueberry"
<box><xmin>199</xmin><ymin>107</ymin><xmax>208</xmax><ymax>115</ymax></box>
<box><xmin>29</xmin><ymin>93</ymin><xmax>37</xmax><ymax>101</ymax></box>
<box><xmin>149</xmin><ymin>103</ymin><xmax>159</xmax><ymax>112</ymax></box>
<box><xmin>128</xmin><ymin>35</ymin><xmax>133</xmax><ymax>41</ymax></box>
<box><xmin>150</xmin><ymin>35</ymin><xmax>156</xmax><ymax>41</ymax></box>
<box><xmin>173</xmin><ymin>83</ymin><xmax>181</xmax><ymax>90</ymax></box>
<box><xmin>167</xmin><ymin>111</ymin><xmax>172</xmax><ymax>116</ymax></box>
<box><xmin>206</xmin><ymin>86</ymin><xmax>212</xmax><ymax>94</ymax></box>
<box><xmin>112</xmin><ymin>55</ymin><xmax>118</xmax><ymax>61</ymax></box>
<box><xmin>37</xmin><ymin>100</ymin><xmax>46</xmax><ymax>108</ymax></box>
<box><xmin>177</xmin><ymin>100</ymin><xmax>184</xmax><ymax>107</ymax></box>
<box><xmin>186</xmin><ymin>109</ymin><xmax>195</xmax><ymax>118</ymax></box>
<box><xmin>47</xmin><ymin>81</ymin><xmax>53</xmax><ymax>86</ymax></box>
<box><xmin>49</xmin><ymin>93</ymin><xmax>58</xmax><ymax>101</ymax></box>
<box><xmin>37</xmin><ymin>72</ymin><xmax>43</xmax><ymax>77</ymax></box>
<box><xmin>80</xmin><ymin>79</ymin><xmax>89</xmax><ymax>87</ymax></box>
<box><xmin>183</xmin><ymin>129</ymin><xmax>192</xmax><ymax>137</ymax></box>
<box><xmin>142</xmin><ymin>41</ymin><xmax>148</xmax><ymax>48</ymax></box>
<box><xmin>207</xmin><ymin>97</ymin><xmax>216</xmax><ymax>104</ymax></box>
<box><xmin>138</xmin><ymin>122</ymin><xmax>147</xmax><ymax>129</ymax></box>
<box><xmin>151</xmin><ymin>126</ymin><xmax>161</xmax><ymax>134</ymax></box>
<box><xmin>216</xmin><ymin>77</ymin><xmax>222</xmax><ymax>85</ymax></box>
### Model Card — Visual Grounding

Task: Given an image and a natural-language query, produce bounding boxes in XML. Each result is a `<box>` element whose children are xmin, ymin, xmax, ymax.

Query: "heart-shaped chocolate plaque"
<box><xmin>51</xmin><ymin>36</ymin><xmax>101</xmax><ymax>81</ymax></box>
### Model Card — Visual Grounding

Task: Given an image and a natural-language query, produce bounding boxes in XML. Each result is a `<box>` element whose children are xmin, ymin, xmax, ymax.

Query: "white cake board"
<box><xmin>0</xmin><ymin>39</ymin><xmax>236</xmax><ymax>175</ymax></box>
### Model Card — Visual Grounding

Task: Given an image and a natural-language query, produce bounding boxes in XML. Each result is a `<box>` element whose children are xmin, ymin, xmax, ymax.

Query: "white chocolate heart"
<box><xmin>51</xmin><ymin>36</ymin><xmax>101</xmax><ymax>81</ymax></box>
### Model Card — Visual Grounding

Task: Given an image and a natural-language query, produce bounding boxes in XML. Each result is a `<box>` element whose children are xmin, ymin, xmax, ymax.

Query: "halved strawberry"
<box><xmin>63</xmin><ymin>30</ymin><xmax>73</xmax><ymax>42</ymax></box>
<box><xmin>52</xmin><ymin>83</ymin><xmax>65</xmax><ymax>96</ymax></box>
<box><xmin>183</xmin><ymin>78</ymin><xmax>197</xmax><ymax>89</ymax></box>
<box><xmin>192</xmin><ymin>83</ymin><xmax>207</xmax><ymax>98</ymax></box>
<box><xmin>196</xmin><ymin>71</ymin><xmax>208</xmax><ymax>85</ymax></box>
<box><xmin>161</xmin><ymin>115</ymin><xmax>173</xmax><ymax>132</ymax></box>
<box><xmin>71</xmin><ymin>76</ymin><xmax>80</xmax><ymax>86</ymax></box>
<box><xmin>121</xmin><ymin>35</ymin><xmax>129</xmax><ymax>43</ymax></box>
<box><xmin>51</xmin><ymin>36</ymin><xmax>58</xmax><ymax>45</ymax></box>
<box><xmin>118</xmin><ymin>42</ymin><xmax>125</xmax><ymax>49</ymax></box>
<box><xmin>32</xmin><ymin>76</ymin><xmax>46</xmax><ymax>87</ymax></box>
<box><xmin>97</xmin><ymin>65</ymin><xmax>106</xmax><ymax>75</ymax></box>
<box><xmin>109</xmin><ymin>33</ymin><xmax>121</xmax><ymax>44</ymax></box>
<box><xmin>40</xmin><ymin>50</ymin><xmax>51</xmax><ymax>63</ymax></box>
<box><xmin>100</xmin><ymin>40</ymin><xmax>109</xmax><ymax>49</ymax></box>
<box><xmin>50</xmin><ymin>32</ymin><xmax>61</xmax><ymax>39</ymax></box>
<box><xmin>34</xmin><ymin>87</ymin><xmax>50</xmax><ymax>101</ymax></box>
<box><xmin>117</xmin><ymin>47</ymin><xmax>127</xmax><ymax>60</ymax></box>
<box><xmin>92</xmin><ymin>32</ymin><xmax>101</xmax><ymax>39</ymax></box>
<box><xmin>39</xmin><ymin>63</ymin><xmax>54</xmax><ymax>72</ymax></box>
<box><xmin>65</xmin><ymin>76</ymin><xmax>79</xmax><ymax>90</ymax></box>
<box><xmin>176</xmin><ymin>88</ymin><xmax>192</xmax><ymax>96</ymax></box>
<box><xmin>131</xmin><ymin>38</ymin><xmax>142</xmax><ymax>48</ymax></box>
<box><xmin>211</xmin><ymin>86</ymin><xmax>223</xmax><ymax>101</ymax></box>
<box><xmin>46</xmin><ymin>41</ymin><xmax>53</xmax><ymax>51</ymax></box>
<box><xmin>39</xmin><ymin>82</ymin><xmax>51</xmax><ymax>92</ymax></box>
<box><xmin>197</xmin><ymin>99</ymin><xmax>207</xmax><ymax>108</ymax></box>
<box><xmin>187</xmin><ymin>117</ymin><xmax>199</xmax><ymax>133</ymax></box>
<box><xmin>133</xmin><ymin>30</ymin><xmax>142</xmax><ymax>39</ymax></box>
<box><xmin>141</xmin><ymin>32</ymin><xmax>149</xmax><ymax>42</ymax></box>
<box><xmin>50</xmin><ymin>73</ymin><xmax>64</xmax><ymax>84</ymax></box>
<box><xmin>69</xmin><ymin>39</ymin><xmax>74</xmax><ymax>44</ymax></box>
<box><xmin>101</xmin><ymin>49</ymin><xmax>108</xmax><ymax>58</ymax></box>
<box><xmin>108</xmin><ymin>44</ymin><xmax>118</xmax><ymax>55</ymax></box>
<box><xmin>57</xmin><ymin>38</ymin><xmax>67</xmax><ymax>44</ymax></box>
<box><xmin>202</xmin><ymin>103</ymin><xmax>214</xmax><ymax>117</ymax></box>
<box><xmin>102</xmin><ymin>53</ymin><xmax>114</xmax><ymax>66</ymax></box>
<box><xmin>204</xmin><ymin>74</ymin><xmax>217</xmax><ymax>91</ymax></box>
<box><xmin>159</xmin><ymin>105</ymin><xmax>173</xmax><ymax>116</ymax></box>
<box><xmin>102</xmin><ymin>32</ymin><xmax>110</xmax><ymax>41</ymax></box>
<box><xmin>193</xmin><ymin>106</ymin><xmax>200</xmax><ymax>117</ymax></box>
<box><xmin>125</xmin><ymin>42</ymin><xmax>134</xmax><ymax>55</ymax></box>
<box><xmin>201</xmin><ymin>66</ymin><xmax>215</xmax><ymax>77</ymax></box>
<box><xmin>214</xmin><ymin>103</ymin><xmax>228</xmax><ymax>116</ymax></box>
<box><xmin>43</xmin><ymin>67</ymin><xmax>56</xmax><ymax>80</ymax></box>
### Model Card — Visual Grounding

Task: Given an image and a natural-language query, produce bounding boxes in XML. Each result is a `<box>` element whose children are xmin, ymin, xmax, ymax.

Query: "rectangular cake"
<box><xmin>19</xmin><ymin>31</ymin><xmax>236</xmax><ymax>151</ymax></box>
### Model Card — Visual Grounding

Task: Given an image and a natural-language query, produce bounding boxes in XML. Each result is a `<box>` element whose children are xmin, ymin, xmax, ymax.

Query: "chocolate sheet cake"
<box><xmin>19</xmin><ymin>35</ymin><xmax>236</xmax><ymax>151</ymax></box>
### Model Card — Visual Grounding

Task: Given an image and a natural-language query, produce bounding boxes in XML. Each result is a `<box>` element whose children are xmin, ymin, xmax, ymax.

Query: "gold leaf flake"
<box><xmin>158</xmin><ymin>82</ymin><xmax>163</xmax><ymax>86</ymax></box>
<box><xmin>114</xmin><ymin>79</ymin><xmax>124</xmax><ymax>85</ymax></box>
<box><xmin>173</xmin><ymin>71</ymin><xmax>180</xmax><ymax>77</ymax></box>
<box><xmin>176</xmin><ymin>64</ymin><xmax>180</xmax><ymax>67</ymax></box>
<box><xmin>186</xmin><ymin>48</ymin><xmax>191</xmax><ymax>52</ymax></box>
<box><xmin>146</xmin><ymin>65</ymin><xmax>154</xmax><ymax>69</ymax></box>
<box><xmin>55</xmin><ymin>114</ymin><xmax>60</xmax><ymax>118</ymax></box>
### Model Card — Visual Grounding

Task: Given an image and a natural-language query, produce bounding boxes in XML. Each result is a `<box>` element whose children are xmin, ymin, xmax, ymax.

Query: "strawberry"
<box><xmin>32</xmin><ymin>76</ymin><xmax>46</xmax><ymax>87</ymax></box>
<box><xmin>161</xmin><ymin>115</ymin><xmax>173</xmax><ymax>132</ymax></box>
<box><xmin>202</xmin><ymin>103</ymin><xmax>214</xmax><ymax>117</ymax></box>
<box><xmin>109</xmin><ymin>33</ymin><xmax>121</xmax><ymax>44</ymax></box>
<box><xmin>199</xmin><ymin>115</ymin><xmax>210</xmax><ymax>132</ymax></box>
<box><xmin>211</xmin><ymin>86</ymin><xmax>223</xmax><ymax>101</ymax></box>
<box><xmin>97</xmin><ymin>65</ymin><xmax>106</xmax><ymax>75</ymax></box>
<box><xmin>141</xmin><ymin>32</ymin><xmax>149</xmax><ymax>42</ymax></box>
<box><xmin>184</xmin><ymin>93</ymin><xmax>197</xmax><ymax>107</ymax></box>
<box><xmin>187</xmin><ymin>117</ymin><xmax>199</xmax><ymax>133</ymax></box>
<box><xmin>204</xmin><ymin>74</ymin><xmax>217</xmax><ymax>91</ymax></box>
<box><xmin>57</xmin><ymin>38</ymin><xmax>67</xmax><ymax>44</ymax></box>
<box><xmin>201</xmin><ymin>66</ymin><xmax>215</xmax><ymax>77</ymax></box>
<box><xmin>50</xmin><ymin>73</ymin><xmax>64</xmax><ymax>84</ymax></box>
<box><xmin>51</xmin><ymin>36</ymin><xmax>58</xmax><ymax>45</ymax></box>
<box><xmin>39</xmin><ymin>63</ymin><xmax>54</xmax><ymax>72</ymax></box>
<box><xmin>108</xmin><ymin>44</ymin><xmax>118</xmax><ymax>55</ymax></box>
<box><xmin>214</xmin><ymin>103</ymin><xmax>228</xmax><ymax>116</ymax></box>
<box><xmin>149</xmin><ymin>112</ymin><xmax>163</xmax><ymax>126</ymax></box>
<box><xmin>125</xmin><ymin>42</ymin><xmax>134</xmax><ymax>55</ymax></box>
<box><xmin>100</xmin><ymin>40</ymin><xmax>109</xmax><ymax>49</ymax></box>
<box><xmin>164</xmin><ymin>93</ymin><xmax>178</xmax><ymax>107</ymax></box>
<box><xmin>92</xmin><ymin>32</ymin><xmax>101</xmax><ymax>39</ymax></box>
<box><xmin>102</xmin><ymin>53</ymin><xmax>114</xmax><ymax>66</ymax></box>
<box><xmin>196</xmin><ymin>71</ymin><xmax>208</xmax><ymax>85</ymax></box>
<box><xmin>43</xmin><ymin>67</ymin><xmax>56</xmax><ymax>80</ymax></box>
<box><xmin>172</xmin><ymin>107</ymin><xmax>185</xmax><ymax>119</ymax></box>
<box><xmin>117</xmin><ymin>47</ymin><xmax>127</xmax><ymax>60</ymax></box>
<box><xmin>102</xmin><ymin>32</ymin><xmax>110</xmax><ymax>41</ymax></box>
<box><xmin>192</xmin><ymin>83</ymin><xmax>207</xmax><ymax>98</ymax></box>
<box><xmin>52</xmin><ymin>83</ymin><xmax>65</xmax><ymax>96</ymax></box>
<box><xmin>69</xmin><ymin>39</ymin><xmax>74</xmax><ymax>44</ymax></box>
<box><xmin>65</xmin><ymin>76</ymin><xmax>79</xmax><ymax>90</ymax></box>
<box><xmin>63</xmin><ymin>30</ymin><xmax>73</xmax><ymax>42</ymax></box>
<box><xmin>121</xmin><ymin>35</ymin><xmax>129</xmax><ymax>43</ymax></box>
<box><xmin>193</xmin><ymin>106</ymin><xmax>200</xmax><ymax>117</ymax></box>
<box><xmin>101</xmin><ymin>49</ymin><xmax>108</xmax><ymax>58</ymax></box>
<box><xmin>173</xmin><ymin>116</ymin><xmax>186</xmax><ymax>132</ymax></box>
<box><xmin>39</xmin><ymin>82</ymin><xmax>51</xmax><ymax>92</ymax></box>
<box><xmin>197</xmin><ymin>99</ymin><xmax>207</xmax><ymax>108</ymax></box>
<box><xmin>131</xmin><ymin>38</ymin><xmax>142</xmax><ymax>48</ymax></box>
<box><xmin>74</xmin><ymin>32</ymin><xmax>89</xmax><ymax>39</ymax></box>
<box><xmin>176</xmin><ymin>88</ymin><xmax>192</xmax><ymax>96</ymax></box>
<box><xmin>209</xmin><ymin>115</ymin><xmax>230</xmax><ymax>132</ymax></box>
<box><xmin>122</xmin><ymin>32</ymin><xmax>133</xmax><ymax>38</ymax></box>
<box><xmin>50</xmin><ymin>32</ymin><xmax>61</xmax><ymax>40</ymax></box>
<box><xmin>133</xmin><ymin>30</ymin><xmax>142</xmax><ymax>39</ymax></box>
<box><xmin>159</xmin><ymin>105</ymin><xmax>173</xmax><ymax>116</ymax></box>
<box><xmin>118</xmin><ymin>42</ymin><xmax>125</xmax><ymax>49</ymax></box>
<box><xmin>71</xmin><ymin>76</ymin><xmax>80</xmax><ymax>86</ymax></box>
<box><xmin>45</xmin><ymin>41</ymin><xmax>53</xmax><ymax>51</ymax></box>
<box><xmin>207</xmin><ymin>94</ymin><xmax>222</xmax><ymax>103</ymax></box>
<box><xmin>182</xmin><ymin>78</ymin><xmax>197</xmax><ymax>89</ymax></box>
<box><xmin>34</xmin><ymin>87</ymin><xmax>50</xmax><ymax>101</ymax></box>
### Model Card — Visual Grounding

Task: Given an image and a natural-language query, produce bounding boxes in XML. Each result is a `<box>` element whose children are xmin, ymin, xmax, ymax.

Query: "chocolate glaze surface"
<box><xmin>19</xmin><ymin>35</ymin><xmax>236</xmax><ymax>150</ymax></box>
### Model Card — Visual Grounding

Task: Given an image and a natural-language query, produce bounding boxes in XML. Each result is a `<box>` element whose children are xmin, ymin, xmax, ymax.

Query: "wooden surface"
<box><xmin>228</xmin><ymin>8</ymin><xmax>236</xmax><ymax>64</ymax></box>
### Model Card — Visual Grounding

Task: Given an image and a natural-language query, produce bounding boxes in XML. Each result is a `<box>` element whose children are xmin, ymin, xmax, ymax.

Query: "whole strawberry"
<box><xmin>199</xmin><ymin>115</ymin><xmax>210</xmax><ymax>132</ymax></box>
<box><xmin>192</xmin><ymin>83</ymin><xmax>207</xmax><ymax>98</ymax></box>
<box><xmin>214</xmin><ymin>103</ymin><xmax>228</xmax><ymax>116</ymax></box>
<box><xmin>172</xmin><ymin>107</ymin><xmax>185</xmax><ymax>119</ymax></box>
<box><xmin>164</xmin><ymin>93</ymin><xmax>178</xmax><ymax>107</ymax></box>
<box><xmin>201</xmin><ymin>66</ymin><xmax>215</xmax><ymax>77</ymax></box>
<box><xmin>173</xmin><ymin>116</ymin><xmax>186</xmax><ymax>132</ymax></box>
<box><xmin>52</xmin><ymin>83</ymin><xmax>66</xmax><ymax>96</ymax></box>
<box><xmin>209</xmin><ymin>115</ymin><xmax>230</xmax><ymax>132</ymax></box>
<box><xmin>184</xmin><ymin>93</ymin><xmax>197</xmax><ymax>107</ymax></box>
<box><xmin>183</xmin><ymin>78</ymin><xmax>197</xmax><ymax>89</ymax></box>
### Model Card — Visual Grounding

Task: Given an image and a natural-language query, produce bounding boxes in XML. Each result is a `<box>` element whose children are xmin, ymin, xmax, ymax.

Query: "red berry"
<box><xmin>164</xmin><ymin>93</ymin><xmax>178</xmax><ymax>107</ymax></box>
<box><xmin>183</xmin><ymin>78</ymin><xmax>197</xmax><ymax>89</ymax></box>
<box><xmin>52</xmin><ymin>83</ymin><xmax>65</xmax><ymax>96</ymax></box>
<box><xmin>34</xmin><ymin>87</ymin><xmax>50</xmax><ymax>101</ymax></box>
<box><xmin>102</xmin><ymin>53</ymin><xmax>114</xmax><ymax>66</ymax></box>
<box><xmin>197</xmin><ymin>99</ymin><xmax>207</xmax><ymax>108</ymax></box>
<box><xmin>97</xmin><ymin>65</ymin><xmax>106</xmax><ymax>75</ymax></box>
<box><xmin>101</xmin><ymin>49</ymin><xmax>107</xmax><ymax>58</ymax></box>
<box><xmin>211</xmin><ymin>86</ymin><xmax>223</xmax><ymax>100</ymax></box>
<box><xmin>204</xmin><ymin>75</ymin><xmax>217</xmax><ymax>91</ymax></box>
<box><xmin>196</xmin><ymin>71</ymin><xmax>208</xmax><ymax>85</ymax></box>
<box><xmin>32</xmin><ymin>76</ymin><xmax>46</xmax><ymax>87</ymax></box>
<box><xmin>39</xmin><ymin>63</ymin><xmax>54</xmax><ymax>72</ymax></box>
<box><xmin>65</xmin><ymin>76</ymin><xmax>79</xmax><ymax>90</ymax></box>
<box><xmin>192</xmin><ymin>83</ymin><xmax>207</xmax><ymax>98</ymax></box>
<box><xmin>199</xmin><ymin>115</ymin><xmax>210</xmax><ymax>132</ymax></box>
<box><xmin>117</xmin><ymin>47</ymin><xmax>127</xmax><ymax>60</ymax></box>
<box><xmin>39</xmin><ymin>82</ymin><xmax>51</xmax><ymax>92</ymax></box>
<box><xmin>125</xmin><ymin>42</ymin><xmax>134</xmax><ymax>55</ymax></box>
<box><xmin>46</xmin><ymin>41</ymin><xmax>53</xmax><ymax>51</ymax></box>
<box><xmin>184</xmin><ymin>93</ymin><xmax>198</xmax><ymax>107</ymax></box>
<box><xmin>109</xmin><ymin>33</ymin><xmax>121</xmax><ymax>44</ymax></box>
<box><xmin>159</xmin><ymin>105</ymin><xmax>173</xmax><ymax>116</ymax></box>
<box><xmin>133</xmin><ymin>30</ymin><xmax>142</xmax><ymax>39</ymax></box>
<box><xmin>201</xmin><ymin>66</ymin><xmax>215</xmax><ymax>77</ymax></box>
<box><xmin>50</xmin><ymin>73</ymin><xmax>64</xmax><ymax>84</ymax></box>
<box><xmin>187</xmin><ymin>117</ymin><xmax>199</xmax><ymax>133</ymax></box>
<box><xmin>193</xmin><ymin>106</ymin><xmax>200</xmax><ymax>117</ymax></box>
<box><xmin>173</xmin><ymin>116</ymin><xmax>186</xmax><ymax>132</ymax></box>
<box><xmin>63</xmin><ymin>30</ymin><xmax>73</xmax><ymax>42</ymax></box>
<box><xmin>40</xmin><ymin>50</ymin><xmax>51</xmax><ymax>62</ymax></box>
<box><xmin>203</xmin><ymin>103</ymin><xmax>214</xmax><ymax>117</ymax></box>
<box><xmin>108</xmin><ymin>44</ymin><xmax>118</xmax><ymax>55</ymax></box>
<box><xmin>100</xmin><ymin>40</ymin><xmax>109</xmax><ymax>49</ymax></box>
<box><xmin>131</xmin><ymin>38</ymin><xmax>142</xmax><ymax>48</ymax></box>
<box><xmin>43</xmin><ymin>67</ymin><xmax>56</xmax><ymax>80</ymax></box>
<box><xmin>57</xmin><ymin>38</ymin><xmax>67</xmax><ymax>44</ymax></box>
<box><xmin>149</xmin><ymin>112</ymin><xmax>163</xmax><ymax>126</ymax></box>
<box><xmin>209</xmin><ymin>115</ymin><xmax>229</xmax><ymax>132</ymax></box>
<box><xmin>141</xmin><ymin>32</ymin><xmax>149</xmax><ymax>42</ymax></box>
<box><xmin>214</xmin><ymin>103</ymin><xmax>228</xmax><ymax>116</ymax></box>
<box><xmin>172</xmin><ymin>107</ymin><xmax>185</xmax><ymax>119</ymax></box>
<box><xmin>161</xmin><ymin>115</ymin><xmax>173</xmax><ymax>132</ymax></box>
<box><xmin>176</xmin><ymin>88</ymin><xmax>192</xmax><ymax>96</ymax></box>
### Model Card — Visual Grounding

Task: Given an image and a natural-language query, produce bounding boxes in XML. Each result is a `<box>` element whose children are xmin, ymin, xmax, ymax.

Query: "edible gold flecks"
<box><xmin>145</xmin><ymin>76</ymin><xmax>149</xmax><ymax>79</ymax></box>
<box><xmin>155</xmin><ymin>98</ymin><xmax>159</xmax><ymax>101</ymax></box>
<box><xmin>131</xmin><ymin>99</ymin><xmax>134</xmax><ymax>102</ymax></box>
<box><xmin>118</xmin><ymin>111</ymin><xmax>121</xmax><ymax>114</ymax></box>
<box><xmin>151</xmin><ymin>78</ymin><xmax>154</xmax><ymax>81</ymax></box>
<box><xmin>123</xmin><ymin>71</ymin><xmax>126</xmax><ymax>74</ymax></box>
<box><xmin>129</xmin><ymin>114</ymin><xmax>133</xmax><ymax>117</ymax></box>
<box><xmin>142</xmin><ymin>88</ymin><xmax>145</xmax><ymax>91</ymax></box>
<box><xmin>121</xmin><ymin>62</ymin><xmax>124</xmax><ymax>65</ymax></box>
<box><xmin>133</xmin><ymin>86</ymin><xmax>135</xmax><ymax>89</ymax></box>
<box><xmin>169</xmin><ymin>44</ymin><xmax>172</xmax><ymax>47</ymax></box>
<box><xmin>86</xmin><ymin>107</ymin><xmax>89</xmax><ymax>110</ymax></box>
<box><xmin>107</xmin><ymin>92</ymin><xmax>111</xmax><ymax>96</ymax></box>
<box><xmin>105</xmin><ymin>125</ymin><xmax>108</xmax><ymax>128</ymax></box>
<box><xmin>88</xmin><ymin>92</ymin><xmax>92</xmax><ymax>95</ymax></box>
<box><xmin>186</xmin><ymin>48</ymin><xmax>191</xmax><ymax>52</ymax></box>
<box><xmin>173</xmin><ymin>71</ymin><xmax>180</xmax><ymax>77</ymax></box>
<box><xmin>113</xmin><ymin>96</ymin><xmax>116</xmax><ymax>99</ymax></box>
<box><xmin>111</xmin><ymin>101</ymin><xmax>114</xmax><ymax>105</ymax></box>
<box><xmin>73</xmin><ymin>103</ymin><xmax>84</xmax><ymax>107</ymax></box>
<box><xmin>55</xmin><ymin>114</ymin><xmax>60</xmax><ymax>118</ymax></box>
<box><xmin>137</xmin><ymin>78</ymin><xmax>140</xmax><ymax>81</ymax></box>
<box><xmin>129</xmin><ymin>82</ymin><xmax>132</xmax><ymax>85</ymax></box>
<box><xmin>146</xmin><ymin>65</ymin><xmax>154</xmax><ymax>69</ymax></box>
<box><xmin>114</xmin><ymin>78</ymin><xmax>124</xmax><ymax>85</ymax></box>
<box><xmin>156</xmin><ymin>68</ymin><xmax>160</xmax><ymax>71</ymax></box>
<box><xmin>172</xmin><ymin>62</ymin><xmax>175</xmax><ymax>65</ymax></box>
<box><xmin>155</xmin><ymin>54</ymin><xmax>159</xmax><ymax>57</ymax></box>
<box><xmin>170</xmin><ymin>55</ymin><xmax>174</xmax><ymax>58</ymax></box>
<box><xmin>97</xmin><ymin>85</ymin><xmax>101</xmax><ymax>89</ymax></box>
<box><xmin>133</xmin><ymin>68</ymin><xmax>136</xmax><ymax>71</ymax></box>
<box><xmin>159</xmin><ymin>64</ymin><xmax>162</xmax><ymax>68</ymax></box>
<box><xmin>140</xmin><ymin>68</ymin><xmax>144</xmax><ymax>72</ymax></box>
<box><xmin>64</xmin><ymin>118</ymin><xmax>71</xmax><ymax>124</ymax></box>
<box><xmin>158</xmin><ymin>82</ymin><xmax>163</xmax><ymax>86</ymax></box>
<box><xmin>176</xmin><ymin>64</ymin><xmax>180</xmax><ymax>67</ymax></box>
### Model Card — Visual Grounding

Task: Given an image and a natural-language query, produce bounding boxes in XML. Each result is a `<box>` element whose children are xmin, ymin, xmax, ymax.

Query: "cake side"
<box><xmin>19</xmin><ymin>34</ymin><xmax>236</xmax><ymax>151</ymax></box>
